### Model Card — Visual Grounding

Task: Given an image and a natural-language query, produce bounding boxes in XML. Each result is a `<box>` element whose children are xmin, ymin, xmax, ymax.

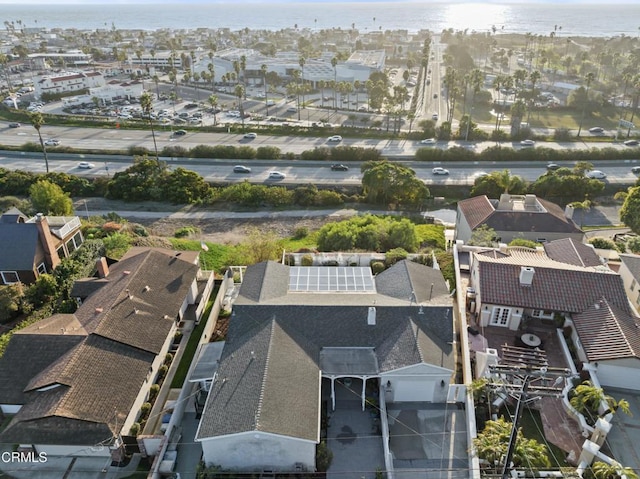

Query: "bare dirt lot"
<box><xmin>77</xmin><ymin>198</ymin><xmax>337</xmax><ymax>244</ymax></box>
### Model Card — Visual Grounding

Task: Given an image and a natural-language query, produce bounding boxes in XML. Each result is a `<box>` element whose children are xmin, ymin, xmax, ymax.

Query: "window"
<box><xmin>490</xmin><ymin>307</ymin><xmax>511</xmax><ymax>327</ymax></box>
<box><xmin>532</xmin><ymin>309</ymin><xmax>554</xmax><ymax>319</ymax></box>
<box><xmin>71</xmin><ymin>231</ymin><xmax>83</xmax><ymax>249</ymax></box>
<box><xmin>1</xmin><ymin>271</ymin><xmax>20</xmax><ymax>284</ymax></box>
<box><xmin>37</xmin><ymin>263</ymin><xmax>47</xmax><ymax>274</ymax></box>
<box><xmin>57</xmin><ymin>245</ymin><xmax>66</xmax><ymax>259</ymax></box>
<box><xmin>536</xmin><ymin>238</ymin><xmax>547</xmax><ymax>243</ymax></box>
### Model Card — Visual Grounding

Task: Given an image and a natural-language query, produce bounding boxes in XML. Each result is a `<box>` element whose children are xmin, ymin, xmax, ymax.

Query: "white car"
<box><xmin>432</xmin><ymin>113</ymin><xmax>439</xmax><ymax>121</ymax></box>
<box><xmin>624</xmin><ymin>139</ymin><xmax>639</xmax><ymax>146</ymax></box>
<box><xmin>328</xmin><ymin>135</ymin><xmax>343</xmax><ymax>142</ymax></box>
<box><xmin>420</xmin><ymin>138</ymin><xmax>437</xmax><ymax>145</ymax></box>
<box><xmin>268</xmin><ymin>171</ymin><xmax>286</xmax><ymax>180</ymax></box>
<box><xmin>589</xmin><ymin>127</ymin><xmax>604</xmax><ymax>134</ymax></box>
<box><xmin>586</xmin><ymin>170</ymin><xmax>606</xmax><ymax>179</ymax></box>
<box><xmin>432</xmin><ymin>167</ymin><xmax>450</xmax><ymax>175</ymax></box>
<box><xmin>520</xmin><ymin>139</ymin><xmax>535</xmax><ymax>147</ymax></box>
<box><xmin>243</xmin><ymin>132</ymin><xmax>257</xmax><ymax>139</ymax></box>
<box><xmin>44</xmin><ymin>139</ymin><xmax>60</xmax><ymax>146</ymax></box>
<box><xmin>78</xmin><ymin>162</ymin><xmax>95</xmax><ymax>169</ymax></box>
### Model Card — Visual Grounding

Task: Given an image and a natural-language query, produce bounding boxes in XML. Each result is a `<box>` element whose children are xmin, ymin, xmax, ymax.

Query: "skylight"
<box><xmin>288</xmin><ymin>266</ymin><xmax>376</xmax><ymax>293</ymax></box>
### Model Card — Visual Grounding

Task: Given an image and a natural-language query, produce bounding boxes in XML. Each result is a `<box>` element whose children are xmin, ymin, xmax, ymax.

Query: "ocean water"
<box><xmin>2</xmin><ymin>2</ymin><xmax>638</xmax><ymax>37</ymax></box>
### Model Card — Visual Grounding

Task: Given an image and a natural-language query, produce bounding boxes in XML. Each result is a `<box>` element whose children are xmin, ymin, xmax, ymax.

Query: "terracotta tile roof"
<box><xmin>476</xmin><ymin>250</ymin><xmax>629</xmax><ymax>314</ymax></box>
<box><xmin>544</xmin><ymin>238</ymin><xmax>602</xmax><ymax>267</ymax></box>
<box><xmin>572</xmin><ymin>298</ymin><xmax>640</xmax><ymax>361</ymax></box>
<box><xmin>458</xmin><ymin>195</ymin><xmax>495</xmax><ymax>229</ymax></box>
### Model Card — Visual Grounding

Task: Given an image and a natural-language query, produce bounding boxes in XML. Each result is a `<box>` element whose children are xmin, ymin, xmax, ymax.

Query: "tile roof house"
<box><xmin>195</xmin><ymin>260</ymin><xmax>456</xmax><ymax>473</ymax></box>
<box><xmin>470</xmin><ymin>246</ymin><xmax>640</xmax><ymax>389</ymax></box>
<box><xmin>0</xmin><ymin>248</ymin><xmax>200</xmax><ymax>459</ymax></box>
<box><xmin>455</xmin><ymin>194</ymin><xmax>583</xmax><ymax>244</ymax></box>
<box><xmin>0</xmin><ymin>208</ymin><xmax>84</xmax><ymax>285</ymax></box>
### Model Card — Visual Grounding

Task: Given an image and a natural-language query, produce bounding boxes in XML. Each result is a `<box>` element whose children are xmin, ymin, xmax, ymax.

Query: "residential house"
<box><xmin>469</xmin><ymin>242</ymin><xmax>640</xmax><ymax>389</ymax></box>
<box><xmin>195</xmin><ymin>260</ymin><xmax>456</xmax><ymax>472</ymax></box>
<box><xmin>618</xmin><ymin>254</ymin><xmax>640</xmax><ymax>313</ymax></box>
<box><xmin>0</xmin><ymin>208</ymin><xmax>83</xmax><ymax>285</ymax></box>
<box><xmin>455</xmin><ymin>193</ymin><xmax>583</xmax><ymax>244</ymax></box>
<box><xmin>0</xmin><ymin>247</ymin><xmax>200</xmax><ymax>460</ymax></box>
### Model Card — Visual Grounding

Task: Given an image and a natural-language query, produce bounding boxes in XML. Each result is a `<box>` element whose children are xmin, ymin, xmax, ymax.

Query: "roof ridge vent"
<box><xmin>143</xmin><ymin>285</ymin><xmax>151</xmax><ymax>292</ymax></box>
<box><xmin>123</xmin><ymin>270</ymin><xmax>131</xmax><ymax>275</ymax></box>
<box><xmin>95</xmin><ymin>307</ymin><xmax>103</xmax><ymax>313</ymax></box>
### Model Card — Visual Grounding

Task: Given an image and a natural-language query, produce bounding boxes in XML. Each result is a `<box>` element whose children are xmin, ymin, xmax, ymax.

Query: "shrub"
<box><xmin>158</xmin><ymin>365</ymin><xmax>169</xmax><ymax>379</ymax></box>
<box><xmin>588</xmin><ymin>237</ymin><xmax>618</xmax><ymax>251</ymax></box>
<box><xmin>256</xmin><ymin>146</ymin><xmax>281</xmax><ymax>159</ymax></box>
<box><xmin>174</xmin><ymin>226</ymin><xmax>200</xmax><ymax>238</ymax></box>
<box><xmin>509</xmin><ymin>238</ymin><xmax>540</xmax><ymax>249</ymax></box>
<box><xmin>149</xmin><ymin>384</ymin><xmax>160</xmax><ymax>400</ymax></box>
<box><xmin>554</xmin><ymin>127</ymin><xmax>572</xmax><ymax>142</ymax></box>
<box><xmin>315</xmin><ymin>189</ymin><xmax>343</xmax><ymax>206</ymax></box>
<box><xmin>140</xmin><ymin>402</ymin><xmax>152</xmax><ymax>416</ymax></box>
<box><xmin>371</xmin><ymin>261</ymin><xmax>385</xmax><ymax>274</ymax></box>
<box><xmin>128</xmin><ymin>146</ymin><xmax>149</xmax><ymax>156</ymax></box>
<box><xmin>132</xmin><ymin>225</ymin><xmax>149</xmax><ymax>237</ymax></box>
<box><xmin>102</xmin><ymin>221</ymin><xmax>122</xmax><ymax>233</ymax></box>
<box><xmin>165</xmin><ymin>353</ymin><xmax>174</xmax><ymax>364</ymax></box>
<box><xmin>129</xmin><ymin>422</ymin><xmax>141</xmax><ymax>436</ymax></box>
<box><xmin>301</xmin><ymin>254</ymin><xmax>314</xmax><ymax>266</ymax></box>
<box><xmin>284</xmin><ymin>254</ymin><xmax>295</xmax><ymax>266</ymax></box>
<box><xmin>293</xmin><ymin>227</ymin><xmax>309</xmax><ymax>240</ymax></box>
<box><xmin>316</xmin><ymin>441</ymin><xmax>333</xmax><ymax>472</ymax></box>
<box><xmin>385</xmin><ymin>248</ymin><xmax>408</xmax><ymax>266</ymax></box>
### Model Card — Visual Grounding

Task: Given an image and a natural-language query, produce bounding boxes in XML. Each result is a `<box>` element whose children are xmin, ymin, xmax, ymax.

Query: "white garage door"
<box><xmin>394</xmin><ymin>379</ymin><xmax>436</xmax><ymax>402</ymax></box>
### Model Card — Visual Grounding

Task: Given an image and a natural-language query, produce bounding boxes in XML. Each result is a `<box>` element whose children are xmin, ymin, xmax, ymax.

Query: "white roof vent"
<box><xmin>368</xmin><ymin>306</ymin><xmax>376</xmax><ymax>325</ymax></box>
<box><xmin>519</xmin><ymin>266</ymin><xmax>535</xmax><ymax>286</ymax></box>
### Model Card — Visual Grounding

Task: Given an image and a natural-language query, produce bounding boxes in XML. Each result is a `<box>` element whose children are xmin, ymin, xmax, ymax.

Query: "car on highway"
<box><xmin>632</xmin><ymin>166</ymin><xmax>640</xmax><ymax>174</ymax></box>
<box><xmin>44</xmin><ymin>139</ymin><xmax>60</xmax><ymax>146</ymax></box>
<box><xmin>546</xmin><ymin>163</ymin><xmax>560</xmax><ymax>170</ymax></box>
<box><xmin>8</xmin><ymin>122</ymin><xmax>21</xmax><ymax>128</ymax></box>
<box><xmin>432</xmin><ymin>167</ymin><xmax>449</xmax><ymax>175</ymax></box>
<box><xmin>173</xmin><ymin>129</ymin><xmax>187</xmax><ymax>136</ymax></box>
<box><xmin>286</xmin><ymin>107</ymin><xmax>298</xmax><ymax>113</ymax></box>
<box><xmin>78</xmin><ymin>162</ymin><xmax>95</xmax><ymax>169</ymax></box>
<box><xmin>589</xmin><ymin>127</ymin><xmax>604</xmax><ymax>134</ymax></box>
<box><xmin>328</xmin><ymin>135</ymin><xmax>343</xmax><ymax>142</ymax></box>
<box><xmin>433</xmin><ymin>93</ymin><xmax>438</xmax><ymax>99</ymax></box>
<box><xmin>624</xmin><ymin>139</ymin><xmax>639</xmax><ymax>146</ymax></box>
<box><xmin>243</xmin><ymin>132</ymin><xmax>257</xmax><ymax>139</ymax></box>
<box><xmin>233</xmin><ymin>165</ymin><xmax>252</xmax><ymax>174</ymax></box>
<box><xmin>432</xmin><ymin>113</ymin><xmax>439</xmax><ymax>121</ymax></box>
<box><xmin>586</xmin><ymin>170</ymin><xmax>606</xmax><ymax>179</ymax></box>
<box><xmin>520</xmin><ymin>139</ymin><xmax>536</xmax><ymax>147</ymax></box>
<box><xmin>267</xmin><ymin>171</ymin><xmax>286</xmax><ymax>180</ymax></box>
<box><xmin>420</xmin><ymin>138</ymin><xmax>437</xmax><ymax>145</ymax></box>
<box><xmin>330</xmin><ymin>164</ymin><xmax>349</xmax><ymax>171</ymax></box>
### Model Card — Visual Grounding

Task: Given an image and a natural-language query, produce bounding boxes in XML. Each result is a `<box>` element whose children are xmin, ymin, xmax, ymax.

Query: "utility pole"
<box><xmin>487</xmin><ymin>357</ymin><xmax>572</xmax><ymax>479</ymax></box>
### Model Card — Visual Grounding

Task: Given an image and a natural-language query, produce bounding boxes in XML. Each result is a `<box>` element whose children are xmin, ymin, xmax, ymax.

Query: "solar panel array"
<box><xmin>289</xmin><ymin>266</ymin><xmax>376</xmax><ymax>293</ymax></box>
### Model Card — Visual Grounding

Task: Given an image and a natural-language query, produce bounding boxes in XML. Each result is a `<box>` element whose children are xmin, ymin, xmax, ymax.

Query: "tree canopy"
<box><xmin>620</xmin><ymin>186</ymin><xmax>640</xmax><ymax>234</ymax></box>
<box><xmin>29</xmin><ymin>180</ymin><xmax>73</xmax><ymax>215</ymax></box>
<box><xmin>361</xmin><ymin>161</ymin><xmax>429</xmax><ymax>208</ymax></box>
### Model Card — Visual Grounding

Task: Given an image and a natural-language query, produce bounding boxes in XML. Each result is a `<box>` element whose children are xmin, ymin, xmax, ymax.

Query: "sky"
<box><xmin>0</xmin><ymin>0</ymin><xmax>636</xmax><ymax>3</ymax></box>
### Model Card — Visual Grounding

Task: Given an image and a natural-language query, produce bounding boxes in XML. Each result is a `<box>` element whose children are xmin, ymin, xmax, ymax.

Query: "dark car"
<box><xmin>632</xmin><ymin>166</ymin><xmax>640</xmax><ymax>174</ymax></box>
<box><xmin>546</xmin><ymin>163</ymin><xmax>560</xmax><ymax>170</ymax></box>
<box><xmin>8</xmin><ymin>122</ymin><xmax>21</xmax><ymax>128</ymax></box>
<box><xmin>331</xmin><ymin>164</ymin><xmax>349</xmax><ymax>171</ymax></box>
<box><xmin>173</xmin><ymin>129</ymin><xmax>187</xmax><ymax>136</ymax></box>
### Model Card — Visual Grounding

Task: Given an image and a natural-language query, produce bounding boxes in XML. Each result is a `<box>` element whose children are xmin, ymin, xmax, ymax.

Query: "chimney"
<box><xmin>35</xmin><ymin>213</ymin><xmax>60</xmax><ymax>270</ymax></box>
<box><xmin>96</xmin><ymin>257</ymin><xmax>109</xmax><ymax>278</ymax></box>
<box><xmin>497</xmin><ymin>193</ymin><xmax>512</xmax><ymax>210</ymax></box>
<box><xmin>564</xmin><ymin>204</ymin><xmax>575</xmax><ymax>220</ymax></box>
<box><xmin>519</xmin><ymin>266</ymin><xmax>535</xmax><ymax>286</ymax></box>
<box><xmin>367</xmin><ymin>306</ymin><xmax>376</xmax><ymax>326</ymax></box>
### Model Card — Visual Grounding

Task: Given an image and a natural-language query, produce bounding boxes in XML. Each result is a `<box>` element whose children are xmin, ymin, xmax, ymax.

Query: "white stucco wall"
<box><xmin>618</xmin><ymin>261</ymin><xmax>640</xmax><ymax>313</ymax></box>
<box><xmin>381</xmin><ymin>363</ymin><xmax>453</xmax><ymax>403</ymax></box>
<box><xmin>199</xmin><ymin>431</ymin><xmax>316</xmax><ymax>472</ymax></box>
<box><xmin>454</xmin><ymin>208</ymin><xmax>473</xmax><ymax>243</ymax></box>
<box><xmin>594</xmin><ymin>358</ymin><xmax>640</xmax><ymax>390</ymax></box>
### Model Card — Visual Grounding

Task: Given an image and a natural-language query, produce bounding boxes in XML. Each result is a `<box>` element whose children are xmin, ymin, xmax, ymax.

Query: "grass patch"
<box><xmin>582</xmin><ymin>224</ymin><xmax>625</xmax><ymax>231</ymax></box>
<box><xmin>279</xmin><ymin>230</ymin><xmax>320</xmax><ymax>252</ymax></box>
<box><xmin>499</xmin><ymin>407</ymin><xmax>570</xmax><ymax>468</ymax></box>
<box><xmin>170</xmin><ymin>296</ymin><xmax>216</xmax><ymax>389</ymax></box>
<box><xmin>169</xmin><ymin>239</ymin><xmax>236</xmax><ymax>273</ymax></box>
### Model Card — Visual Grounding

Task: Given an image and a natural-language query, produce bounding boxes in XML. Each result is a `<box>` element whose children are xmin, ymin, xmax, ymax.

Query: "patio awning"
<box><xmin>188</xmin><ymin>341</ymin><xmax>225</xmax><ymax>383</ymax></box>
<box><xmin>320</xmin><ymin>347</ymin><xmax>379</xmax><ymax>376</ymax></box>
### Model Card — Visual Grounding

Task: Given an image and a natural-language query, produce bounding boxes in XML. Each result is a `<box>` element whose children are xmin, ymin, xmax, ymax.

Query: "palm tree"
<box><xmin>577</xmin><ymin>72</ymin><xmax>596</xmax><ymax>137</ymax></box>
<box><xmin>261</xmin><ymin>64</ymin><xmax>269</xmax><ymax>116</ymax></box>
<box><xmin>526</xmin><ymin>70</ymin><xmax>541</xmax><ymax>124</ymax></box>
<box><xmin>207</xmin><ymin>94</ymin><xmax>219</xmax><ymax>126</ymax></box>
<box><xmin>465</xmin><ymin>69</ymin><xmax>485</xmax><ymax>140</ymax></box>
<box><xmin>207</xmin><ymin>62</ymin><xmax>215</xmax><ymax>91</ymax></box>
<box><xmin>292</xmin><ymin>69</ymin><xmax>302</xmax><ymax>120</ymax></box>
<box><xmin>331</xmin><ymin>57</ymin><xmax>338</xmax><ymax>110</ymax></box>
<box><xmin>318</xmin><ymin>80</ymin><xmax>326</xmax><ymax>107</ymax></box>
<box><xmin>235</xmin><ymin>84</ymin><xmax>246</xmax><ymax>129</ymax></box>
<box><xmin>140</xmin><ymin>92</ymin><xmax>159</xmax><ymax>163</ymax></box>
<box><xmin>29</xmin><ymin>112</ymin><xmax>49</xmax><ymax>173</ymax></box>
<box><xmin>298</xmin><ymin>56</ymin><xmax>306</xmax><ymax>108</ymax></box>
<box><xmin>592</xmin><ymin>461</ymin><xmax>639</xmax><ymax>479</ymax></box>
<box><xmin>192</xmin><ymin>71</ymin><xmax>200</xmax><ymax>100</ymax></box>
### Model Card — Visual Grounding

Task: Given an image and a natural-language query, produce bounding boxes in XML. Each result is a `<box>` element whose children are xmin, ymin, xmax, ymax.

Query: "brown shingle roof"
<box><xmin>572</xmin><ymin>298</ymin><xmax>640</xmax><ymax>361</ymax></box>
<box><xmin>544</xmin><ymin>238</ymin><xmax>602</xmax><ymax>267</ymax></box>
<box><xmin>458</xmin><ymin>195</ymin><xmax>495</xmax><ymax>229</ymax></box>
